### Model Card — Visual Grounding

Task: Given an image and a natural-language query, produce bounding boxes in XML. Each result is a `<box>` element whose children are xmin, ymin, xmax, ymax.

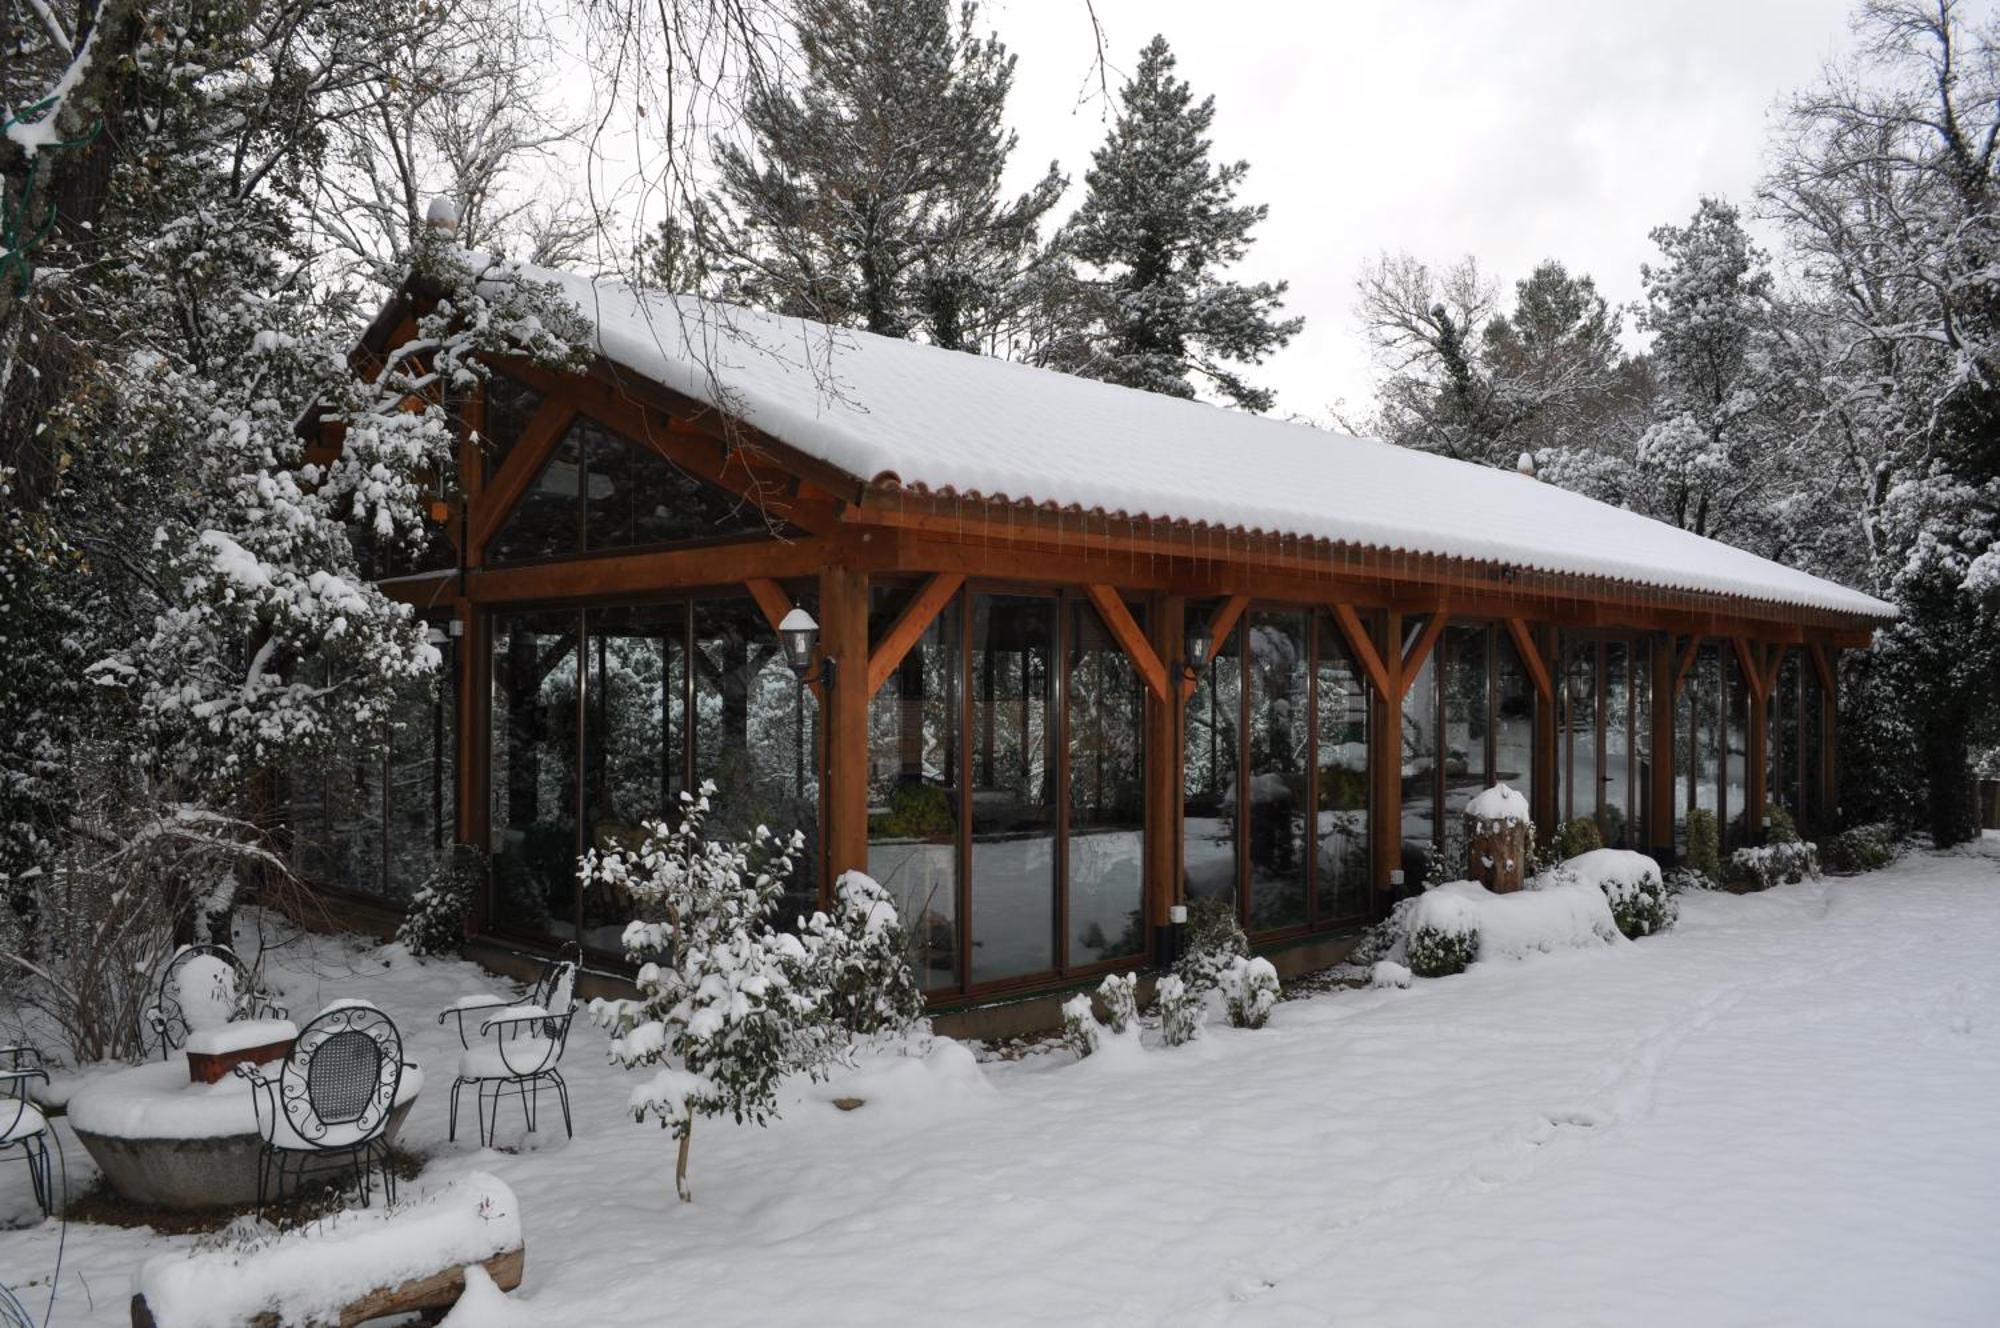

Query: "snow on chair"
<box><xmin>143</xmin><ymin>943</ymin><xmax>287</xmax><ymax>1059</ymax></box>
<box><xmin>0</xmin><ymin>1044</ymin><xmax>54</xmax><ymax>1216</ymax></box>
<box><xmin>440</xmin><ymin>947</ymin><xmax>578</xmax><ymax>1148</ymax></box>
<box><xmin>237</xmin><ymin>1001</ymin><xmax>411</xmax><ymax>1213</ymax></box>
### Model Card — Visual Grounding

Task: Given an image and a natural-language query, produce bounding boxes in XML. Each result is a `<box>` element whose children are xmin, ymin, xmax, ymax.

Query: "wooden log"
<box><xmin>131</xmin><ymin>1246</ymin><xmax>525</xmax><ymax>1328</ymax></box>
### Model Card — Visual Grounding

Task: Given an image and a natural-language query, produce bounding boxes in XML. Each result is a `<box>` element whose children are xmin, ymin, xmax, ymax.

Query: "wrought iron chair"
<box><xmin>0</xmin><ymin>1045</ymin><xmax>52</xmax><ymax>1216</ymax></box>
<box><xmin>237</xmin><ymin>1001</ymin><xmax>410</xmax><ymax>1213</ymax></box>
<box><xmin>145</xmin><ymin>943</ymin><xmax>288</xmax><ymax>1059</ymax></box>
<box><xmin>440</xmin><ymin>946</ymin><xmax>579</xmax><ymax>1147</ymax></box>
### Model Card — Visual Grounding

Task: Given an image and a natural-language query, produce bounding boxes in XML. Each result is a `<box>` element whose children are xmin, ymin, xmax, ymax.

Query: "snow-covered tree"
<box><xmin>700</xmin><ymin>0</ymin><xmax>1064</xmax><ymax>350</ymax></box>
<box><xmin>1034</xmin><ymin>35</ymin><xmax>1300</xmax><ymax>410</ymax></box>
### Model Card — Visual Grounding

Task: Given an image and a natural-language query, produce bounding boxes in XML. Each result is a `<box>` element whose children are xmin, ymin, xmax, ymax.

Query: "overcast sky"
<box><xmin>978</xmin><ymin>0</ymin><xmax>1865</xmax><ymax>424</ymax></box>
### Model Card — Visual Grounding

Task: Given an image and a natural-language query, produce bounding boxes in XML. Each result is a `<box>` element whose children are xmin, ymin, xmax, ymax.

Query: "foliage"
<box><xmin>1031</xmin><ymin>35</ymin><xmax>1301</xmax><ymax>410</ymax></box>
<box><xmin>1594</xmin><ymin>865</ymin><xmax>1678</xmax><ymax>939</ymax></box>
<box><xmin>1173</xmin><ymin>896</ymin><xmax>1250</xmax><ymax>994</ymax></box>
<box><xmin>1727</xmin><ymin>841</ymin><xmax>1822</xmax><ymax>891</ymax></box>
<box><xmin>1060</xmin><ymin>994</ymin><xmax>1099</xmax><ymax>1059</ymax></box>
<box><xmin>396</xmin><ymin>845</ymin><xmax>485</xmax><ymax>959</ymax></box>
<box><xmin>1765</xmin><ymin>803</ymin><xmax>1801</xmax><ymax>845</ymax></box>
<box><xmin>1098</xmin><ymin>972</ymin><xmax>1138</xmax><ymax>1036</ymax></box>
<box><xmin>798</xmin><ymin>871</ymin><xmax>929</xmax><ymax>1038</ymax></box>
<box><xmin>1218</xmin><ymin>956</ymin><xmax>1280</xmax><ymax>1029</ymax></box>
<box><xmin>1421</xmin><ymin>817</ymin><xmax>1472</xmax><ymax>894</ymax></box>
<box><xmin>1821</xmin><ymin>823</ymin><xmax>1898</xmax><ymax>875</ymax></box>
<box><xmin>1684</xmin><ymin>808</ymin><xmax>1722</xmax><ymax>886</ymax></box>
<box><xmin>1154</xmin><ymin>973</ymin><xmax>1203</xmax><ymax>1047</ymax></box>
<box><xmin>1406</xmin><ymin>924</ymin><xmax>1478</xmax><ymax>979</ymax></box>
<box><xmin>868</xmin><ymin>781</ymin><xmax>957</xmax><ymax>840</ymax></box>
<box><xmin>586</xmin><ymin>783</ymin><xmax>922</xmax><ymax>1201</ymax></box>
<box><xmin>1554</xmin><ymin>817</ymin><xmax>1604</xmax><ymax>862</ymax></box>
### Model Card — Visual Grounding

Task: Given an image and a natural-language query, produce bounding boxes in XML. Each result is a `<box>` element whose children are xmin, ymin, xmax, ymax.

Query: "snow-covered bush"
<box><xmin>798</xmin><ymin>871</ymin><xmax>927</xmax><ymax>1038</ymax></box>
<box><xmin>1728</xmin><ymin>840</ymin><xmax>1821</xmax><ymax>890</ymax></box>
<box><xmin>1218</xmin><ymin>956</ymin><xmax>1280</xmax><ymax>1029</ymax></box>
<box><xmin>586</xmin><ymin>783</ymin><xmax>917</xmax><ymax>1202</ymax></box>
<box><xmin>1564</xmin><ymin>848</ymin><xmax>1676</xmax><ymax>939</ymax></box>
<box><xmin>1554</xmin><ymin>817</ymin><xmax>1604</xmax><ymax>861</ymax></box>
<box><xmin>1174</xmin><ymin>897</ymin><xmax>1249</xmax><ymax>993</ymax></box>
<box><xmin>1370</xmin><ymin>960</ymin><xmax>1413</xmax><ymax>989</ymax></box>
<box><xmin>1349</xmin><ymin>895</ymin><xmax>1419</xmax><ymax>968</ymax></box>
<box><xmin>1098</xmin><ymin>972</ymin><xmax>1138</xmax><ymax>1035</ymax></box>
<box><xmin>1061</xmin><ymin>995</ymin><xmax>1100</xmax><ymax>1059</ymax></box>
<box><xmin>1765</xmin><ymin>803</ymin><xmax>1802</xmax><ymax>845</ymax></box>
<box><xmin>396</xmin><ymin>845</ymin><xmax>483</xmax><ymax>959</ymax></box>
<box><xmin>1406</xmin><ymin>920</ymin><xmax>1479</xmax><ymax>978</ymax></box>
<box><xmin>1406</xmin><ymin>878</ymin><xmax>1624</xmax><ymax>977</ymax></box>
<box><xmin>1155</xmin><ymin>974</ymin><xmax>1203</xmax><ymax>1046</ymax></box>
<box><xmin>1822</xmin><ymin>823</ymin><xmax>1897</xmax><ymax>875</ymax></box>
<box><xmin>1684</xmin><ymin>808</ymin><xmax>1722</xmax><ymax>884</ymax></box>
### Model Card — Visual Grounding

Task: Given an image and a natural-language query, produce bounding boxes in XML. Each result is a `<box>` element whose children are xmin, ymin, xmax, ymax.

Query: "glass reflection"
<box><xmin>1183</xmin><ymin>613</ymin><xmax>1241</xmax><ymax>909</ymax></box>
<box><xmin>1067</xmin><ymin>600</ymin><xmax>1146</xmax><ymax>966</ymax></box>
<box><xmin>489</xmin><ymin>610</ymin><xmax>580</xmax><ymax>941</ymax></box>
<box><xmin>968</xmin><ymin>595</ymin><xmax>1057</xmax><ymax>983</ymax></box>
<box><xmin>1246</xmin><ymin>612</ymin><xmax>1309</xmax><ymax>931</ymax></box>
<box><xmin>1314</xmin><ymin>613</ymin><xmax>1371</xmax><ymax>924</ymax></box>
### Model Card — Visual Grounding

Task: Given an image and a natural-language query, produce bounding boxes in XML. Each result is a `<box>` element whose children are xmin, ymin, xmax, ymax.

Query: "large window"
<box><xmin>1402</xmin><ymin>621</ymin><xmax>1535</xmax><ymax>889</ymax></box>
<box><xmin>1560</xmin><ymin>635</ymin><xmax>1650</xmax><ymax>849</ymax></box>
<box><xmin>1767</xmin><ymin>649</ymin><xmax>1830</xmax><ymax>835</ymax></box>
<box><xmin>869</xmin><ymin>585</ymin><xmax>1147</xmax><ymax>996</ymax></box>
<box><xmin>488</xmin><ymin>595</ymin><xmax>819</xmax><ymax>955</ymax></box>
<box><xmin>1188</xmin><ymin>605</ymin><xmax>1372</xmax><ymax>932</ymax></box>
<box><xmin>1674</xmin><ymin>641</ymin><xmax>1743</xmax><ymax>850</ymax></box>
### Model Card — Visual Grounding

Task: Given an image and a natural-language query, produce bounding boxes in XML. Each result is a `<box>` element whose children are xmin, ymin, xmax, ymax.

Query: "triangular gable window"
<box><xmin>489</xmin><ymin>415</ymin><xmax>774</xmax><ymax>564</ymax></box>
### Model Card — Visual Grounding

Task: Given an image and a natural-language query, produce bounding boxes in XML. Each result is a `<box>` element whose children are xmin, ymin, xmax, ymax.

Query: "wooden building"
<box><xmin>293</xmin><ymin>258</ymin><xmax>1895</xmax><ymax>1008</ymax></box>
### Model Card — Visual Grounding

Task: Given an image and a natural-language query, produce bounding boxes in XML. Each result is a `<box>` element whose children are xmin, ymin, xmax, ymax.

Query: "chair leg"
<box><xmin>521</xmin><ymin>1077</ymin><xmax>538</xmax><ymax>1134</ymax></box>
<box><xmin>25</xmin><ymin>1138</ymin><xmax>49</xmax><ymax>1216</ymax></box>
<box><xmin>449</xmin><ymin>1077</ymin><xmax>465</xmax><ymax>1144</ymax></box>
<box><xmin>550</xmin><ymin>1071</ymin><xmax>573</xmax><ymax>1140</ymax></box>
<box><xmin>479</xmin><ymin>1081</ymin><xmax>499</xmax><ymax>1148</ymax></box>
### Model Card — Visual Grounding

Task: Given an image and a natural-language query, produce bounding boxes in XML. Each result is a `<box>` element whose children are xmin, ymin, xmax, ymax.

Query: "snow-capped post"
<box><xmin>1464</xmin><ymin>783</ymin><xmax>1532</xmax><ymax>894</ymax></box>
<box><xmin>425</xmin><ymin>196</ymin><xmax>461</xmax><ymax>238</ymax></box>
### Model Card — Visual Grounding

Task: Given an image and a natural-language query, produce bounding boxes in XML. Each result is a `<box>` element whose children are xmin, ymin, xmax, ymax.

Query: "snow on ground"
<box><xmin>4</xmin><ymin>848</ymin><xmax>1999</xmax><ymax>1326</ymax></box>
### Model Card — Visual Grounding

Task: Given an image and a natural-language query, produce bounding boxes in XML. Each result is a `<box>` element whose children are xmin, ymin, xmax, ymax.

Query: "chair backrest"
<box><xmin>278</xmin><ymin>1003</ymin><xmax>403</xmax><ymax>1148</ymax></box>
<box><xmin>153</xmin><ymin>944</ymin><xmax>252</xmax><ymax>1051</ymax></box>
<box><xmin>532</xmin><ymin>943</ymin><xmax>582</xmax><ymax>1008</ymax></box>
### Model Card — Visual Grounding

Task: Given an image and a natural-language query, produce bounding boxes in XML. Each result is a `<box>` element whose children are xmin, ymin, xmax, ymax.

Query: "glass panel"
<box><xmin>1725</xmin><ymin>651</ymin><xmax>1750</xmax><ymax>848</ymax></box>
<box><xmin>1067</xmin><ymin>599</ymin><xmax>1146</xmax><ymax>967</ymax></box>
<box><xmin>488</xmin><ymin>427</ymin><xmax>584</xmax><ymax>564</ymax></box>
<box><xmin>1314</xmin><ymin>612</ymin><xmax>1370</xmax><ymax>925</ymax></box>
<box><xmin>1802</xmin><ymin>660</ymin><xmax>1826</xmax><ymax>831</ymax></box>
<box><xmin>584</xmin><ymin>603</ymin><xmax>686</xmax><ymax>953</ymax></box>
<box><xmin>1695</xmin><ymin>645</ymin><xmax>1722</xmax><ymax>826</ymax></box>
<box><xmin>1770</xmin><ymin>652</ymin><xmax>1802</xmax><ymax>819</ymax></box>
<box><xmin>1494</xmin><ymin>628</ymin><xmax>1535</xmax><ymax>810</ymax></box>
<box><xmin>694</xmin><ymin>597</ymin><xmax>821</xmax><ymax>925</ymax></box>
<box><xmin>384</xmin><ymin>641</ymin><xmax>456</xmax><ymax>901</ymax></box>
<box><xmin>1183</xmin><ymin>612</ymin><xmax>1241</xmax><ymax>909</ymax></box>
<box><xmin>489</xmin><ymin>610</ymin><xmax>580</xmax><ymax>942</ymax></box>
<box><xmin>1632</xmin><ymin>638</ymin><xmax>1652</xmax><ymax>849</ymax></box>
<box><xmin>1565</xmin><ymin>641</ymin><xmax>1598</xmax><ymax>828</ymax></box>
<box><xmin>866</xmin><ymin>586</ymin><xmax>961</xmax><ymax>991</ymax></box>
<box><xmin>1399</xmin><ymin>618</ymin><xmax>1438</xmax><ymax>891</ymax></box>
<box><xmin>581</xmin><ymin>417</ymin><xmax>769</xmax><ymax>551</ymax></box>
<box><xmin>1602</xmin><ymin>641</ymin><xmax>1631</xmax><ymax>847</ymax></box>
<box><xmin>1441</xmin><ymin>626</ymin><xmax>1490</xmax><ymax>827</ymax></box>
<box><xmin>1246</xmin><ymin>611</ymin><xmax>1309</xmax><ymax>932</ymax></box>
<box><xmin>480</xmin><ymin>371</ymin><xmax>544</xmax><ymax>483</ymax></box>
<box><xmin>967</xmin><ymin>594</ymin><xmax>1056</xmax><ymax>983</ymax></box>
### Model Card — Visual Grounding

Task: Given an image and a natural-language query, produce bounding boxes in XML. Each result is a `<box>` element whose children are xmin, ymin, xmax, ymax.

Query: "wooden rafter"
<box><xmin>1672</xmin><ymin>633</ymin><xmax>1703</xmax><ymax>698</ymax></box>
<box><xmin>1180</xmin><ymin>594</ymin><xmax>1250</xmax><ymax>701</ymax></box>
<box><xmin>1328</xmin><ymin>603</ymin><xmax>1393</xmax><ymax>699</ymax></box>
<box><xmin>866</xmin><ymin>573</ymin><xmax>965</xmax><ymax>696</ymax></box>
<box><xmin>1759</xmin><ymin>643</ymin><xmax>1787</xmax><ymax>699</ymax></box>
<box><xmin>1084</xmin><ymin>584</ymin><xmax>1169</xmax><ymax>701</ymax></box>
<box><xmin>1731</xmin><ymin>636</ymin><xmax>1767</xmax><ymax>700</ymax></box>
<box><xmin>1397</xmin><ymin>612</ymin><xmax>1449</xmax><ymax>701</ymax></box>
<box><xmin>1504</xmin><ymin>617</ymin><xmax>1553</xmax><ymax>701</ymax></box>
<box><xmin>1807</xmin><ymin>641</ymin><xmax>1837</xmax><ymax>695</ymax></box>
<box><xmin>467</xmin><ymin>401</ymin><xmax>576</xmax><ymax>559</ymax></box>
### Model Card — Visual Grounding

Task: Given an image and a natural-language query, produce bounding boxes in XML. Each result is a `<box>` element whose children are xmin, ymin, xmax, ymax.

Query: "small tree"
<box><xmin>798</xmin><ymin>871</ymin><xmax>928</xmax><ymax>1038</ymax></box>
<box><xmin>396</xmin><ymin>845</ymin><xmax>484</xmax><ymax>958</ymax></box>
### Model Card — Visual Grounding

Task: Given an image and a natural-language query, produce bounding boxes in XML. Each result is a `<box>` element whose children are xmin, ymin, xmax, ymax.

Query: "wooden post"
<box><xmin>820</xmin><ymin>564</ymin><xmax>870</xmax><ymax>904</ymax></box>
<box><xmin>1370</xmin><ymin>611</ymin><xmax>1404</xmax><ymax>911</ymax></box>
<box><xmin>1650</xmin><ymin>632</ymin><xmax>1677</xmax><ymax>864</ymax></box>
<box><xmin>1147</xmin><ymin>597</ymin><xmax>1185</xmax><ymax>939</ymax></box>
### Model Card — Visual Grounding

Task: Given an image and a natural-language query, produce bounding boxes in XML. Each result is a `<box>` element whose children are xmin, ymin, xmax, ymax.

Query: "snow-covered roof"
<box><xmin>484</xmin><ymin>257</ymin><xmax>1894</xmax><ymax>622</ymax></box>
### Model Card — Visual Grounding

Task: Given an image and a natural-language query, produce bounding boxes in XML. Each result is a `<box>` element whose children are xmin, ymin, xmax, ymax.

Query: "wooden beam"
<box><xmin>821</xmin><ymin>565</ymin><xmax>870</xmax><ymax>904</ymax></box>
<box><xmin>1084</xmin><ymin>584</ymin><xmax>1169</xmax><ymax>701</ymax></box>
<box><xmin>1504</xmin><ymin>616</ymin><xmax>1553</xmax><ymax>701</ymax></box>
<box><xmin>1396</xmin><ymin>612</ymin><xmax>1449</xmax><ymax>702</ymax></box>
<box><xmin>1672</xmin><ymin>633</ymin><xmax>1703</xmax><ymax>698</ymax></box>
<box><xmin>1180</xmin><ymin>594</ymin><xmax>1250</xmax><ymax>701</ymax></box>
<box><xmin>1329</xmin><ymin>602</ymin><xmax>1393</xmax><ymax>700</ymax></box>
<box><xmin>466</xmin><ymin>536</ymin><xmax>835</xmax><ymax>603</ymax></box>
<box><xmin>1807</xmin><ymin>641</ymin><xmax>1837</xmax><ymax>695</ymax></box>
<box><xmin>1731</xmin><ymin>636</ymin><xmax>1766</xmax><ymax>699</ymax></box>
<box><xmin>866</xmin><ymin>573</ymin><xmax>964</xmax><ymax>696</ymax></box>
<box><xmin>467</xmin><ymin>401</ymin><xmax>575</xmax><ymax>559</ymax></box>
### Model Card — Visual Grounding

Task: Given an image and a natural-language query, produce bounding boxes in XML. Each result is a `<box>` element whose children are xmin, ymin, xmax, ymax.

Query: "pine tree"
<box><xmin>702</xmin><ymin>0</ymin><xmax>1063</xmax><ymax>350</ymax></box>
<box><xmin>1038</xmin><ymin>35</ymin><xmax>1301</xmax><ymax>411</ymax></box>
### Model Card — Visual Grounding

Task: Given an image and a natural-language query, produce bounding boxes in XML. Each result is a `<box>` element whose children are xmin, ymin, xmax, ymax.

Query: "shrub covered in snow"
<box><xmin>1370</xmin><ymin>960</ymin><xmax>1413</xmax><ymax>989</ymax></box>
<box><xmin>1174</xmin><ymin>897</ymin><xmax>1249</xmax><ymax>993</ymax></box>
<box><xmin>1822</xmin><ymin>823</ymin><xmax>1897</xmax><ymax>874</ymax></box>
<box><xmin>1406</xmin><ymin>878</ymin><xmax>1624</xmax><ymax>977</ymax></box>
<box><xmin>798</xmin><ymin>871</ymin><xmax>927</xmax><ymax>1038</ymax></box>
<box><xmin>1728</xmin><ymin>840</ymin><xmax>1821</xmax><ymax>890</ymax></box>
<box><xmin>1765</xmin><ymin>803</ymin><xmax>1802</xmax><ymax>844</ymax></box>
<box><xmin>1155</xmin><ymin>974</ymin><xmax>1203</xmax><ymax>1046</ymax></box>
<box><xmin>1684</xmin><ymin>808</ymin><xmax>1723</xmax><ymax>885</ymax></box>
<box><xmin>395</xmin><ymin>844</ymin><xmax>483</xmax><ymax>959</ymax></box>
<box><xmin>1564</xmin><ymin>848</ymin><xmax>1677</xmax><ymax>938</ymax></box>
<box><xmin>1061</xmin><ymin>995</ymin><xmax>1100</xmax><ymax>1059</ymax></box>
<box><xmin>1219</xmin><ymin>956</ymin><xmax>1280</xmax><ymax>1029</ymax></box>
<box><xmin>1098</xmin><ymin>972</ymin><xmax>1138</xmax><ymax>1035</ymax></box>
<box><xmin>1407</xmin><ymin>920</ymin><xmax>1479</xmax><ymax>978</ymax></box>
<box><xmin>1554</xmin><ymin>817</ymin><xmax>1604</xmax><ymax>861</ymax></box>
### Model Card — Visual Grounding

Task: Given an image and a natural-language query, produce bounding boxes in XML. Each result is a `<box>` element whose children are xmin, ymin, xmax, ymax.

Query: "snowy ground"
<box><xmin>4</xmin><ymin>848</ymin><xmax>1998</xmax><ymax>1326</ymax></box>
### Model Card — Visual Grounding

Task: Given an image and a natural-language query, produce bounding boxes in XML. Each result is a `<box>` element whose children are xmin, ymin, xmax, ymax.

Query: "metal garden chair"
<box><xmin>439</xmin><ymin>945</ymin><xmax>579</xmax><ymax>1147</ymax></box>
<box><xmin>237</xmin><ymin>1001</ymin><xmax>410</xmax><ymax>1213</ymax></box>
<box><xmin>145</xmin><ymin>943</ymin><xmax>288</xmax><ymax>1058</ymax></box>
<box><xmin>0</xmin><ymin>1045</ymin><xmax>53</xmax><ymax>1216</ymax></box>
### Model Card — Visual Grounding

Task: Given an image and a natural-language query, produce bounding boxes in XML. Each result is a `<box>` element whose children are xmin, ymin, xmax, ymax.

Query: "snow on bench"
<box><xmin>130</xmin><ymin>1172</ymin><xmax>523</xmax><ymax>1328</ymax></box>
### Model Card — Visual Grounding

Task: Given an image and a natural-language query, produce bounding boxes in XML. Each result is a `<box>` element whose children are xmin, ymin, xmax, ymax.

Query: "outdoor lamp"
<box><xmin>1176</xmin><ymin>616</ymin><xmax>1210</xmax><ymax>685</ymax></box>
<box><xmin>780</xmin><ymin>606</ymin><xmax>834</xmax><ymax>688</ymax></box>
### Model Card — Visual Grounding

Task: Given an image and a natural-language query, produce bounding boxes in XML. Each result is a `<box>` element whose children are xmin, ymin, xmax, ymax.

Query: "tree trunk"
<box><xmin>675</xmin><ymin>1120</ymin><xmax>693</xmax><ymax>1203</ymax></box>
